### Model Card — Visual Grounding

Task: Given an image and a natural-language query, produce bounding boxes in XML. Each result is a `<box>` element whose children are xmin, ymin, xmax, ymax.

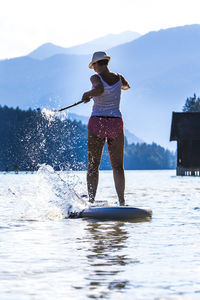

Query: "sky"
<box><xmin>1</xmin><ymin>0</ymin><xmax>200</xmax><ymax>59</ymax></box>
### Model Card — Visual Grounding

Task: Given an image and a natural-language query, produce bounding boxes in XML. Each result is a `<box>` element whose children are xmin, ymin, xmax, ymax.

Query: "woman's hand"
<box><xmin>82</xmin><ymin>92</ymin><xmax>91</xmax><ymax>103</ymax></box>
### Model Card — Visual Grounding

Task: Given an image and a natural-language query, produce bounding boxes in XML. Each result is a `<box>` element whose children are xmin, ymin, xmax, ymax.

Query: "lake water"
<box><xmin>0</xmin><ymin>167</ymin><xmax>200</xmax><ymax>299</ymax></box>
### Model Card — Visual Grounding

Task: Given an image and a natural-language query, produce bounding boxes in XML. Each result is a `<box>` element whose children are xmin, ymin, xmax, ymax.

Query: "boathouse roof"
<box><xmin>170</xmin><ymin>112</ymin><xmax>200</xmax><ymax>141</ymax></box>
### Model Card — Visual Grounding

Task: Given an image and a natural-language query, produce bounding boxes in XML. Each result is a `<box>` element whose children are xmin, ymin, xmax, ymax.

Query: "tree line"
<box><xmin>182</xmin><ymin>93</ymin><xmax>200</xmax><ymax>112</ymax></box>
<box><xmin>0</xmin><ymin>106</ymin><xmax>175</xmax><ymax>171</ymax></box>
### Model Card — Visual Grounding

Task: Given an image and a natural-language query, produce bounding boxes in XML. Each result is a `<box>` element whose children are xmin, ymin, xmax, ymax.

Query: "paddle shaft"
<box><xmin>54</xmin><ymin>99</ymin><xmax>85</xmax><ymax>112</ymax></box>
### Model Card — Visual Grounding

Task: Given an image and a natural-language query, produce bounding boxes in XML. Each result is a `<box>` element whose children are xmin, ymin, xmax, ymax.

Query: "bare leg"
<box><xmin>107</xmin><ymin>133</ymin><xmax>125</xmax><ymax>205</ymax></box>
<box><xmin>87</xmin><ymin>131</ymin><xmax>105</xmax><ymax>202</ymax></box>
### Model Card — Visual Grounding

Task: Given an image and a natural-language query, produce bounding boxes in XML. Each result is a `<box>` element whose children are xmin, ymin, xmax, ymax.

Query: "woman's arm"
<box><xmin>82</xmin><ymin>75</ymin><xmax>104</xmax><ymax>102</ymax></box>
<box><xmin>120</xmin><ymin>74</ymin><xmax>131</xmax><ymax>90</ymax></box>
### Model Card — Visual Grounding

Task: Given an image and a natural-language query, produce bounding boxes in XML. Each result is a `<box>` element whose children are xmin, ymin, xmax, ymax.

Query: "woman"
<box><xmin>82</xmin><ymin>51</ymin><xmax>130</xmax><ymax>205</ymax></box>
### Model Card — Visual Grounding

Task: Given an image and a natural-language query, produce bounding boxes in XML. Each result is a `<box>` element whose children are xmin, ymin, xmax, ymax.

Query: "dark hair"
<box><xmin>96</xmin><ymin>59</ymin><xmax>109</xmax><ymax>66</ymax></box>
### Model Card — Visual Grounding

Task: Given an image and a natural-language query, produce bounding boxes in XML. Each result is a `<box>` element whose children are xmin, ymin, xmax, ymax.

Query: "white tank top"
<box><xmin>91</xmin><ymin>74</ymin><xmax>122</xmax><ymax>117</ymax></box>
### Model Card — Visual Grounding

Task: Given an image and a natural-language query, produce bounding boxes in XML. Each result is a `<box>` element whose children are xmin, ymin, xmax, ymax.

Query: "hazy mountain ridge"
<box><xmin>1</xmin><ymin>24</ymin><xmax>200</xmax><ymax>148</ymax></box>
<box><xmin>28</xmin><ymin>31</ymin><xmax>141</xmax><ymax>60</ymax></box>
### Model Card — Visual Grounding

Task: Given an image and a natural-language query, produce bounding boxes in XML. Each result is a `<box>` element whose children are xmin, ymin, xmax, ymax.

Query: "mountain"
<box><xmin>1</xmin><ymin>24</ymin><xmax>200</xmax><ymax>149</ymax></box>
<box><xmin>124</xmin><ymin>128</ymin><xmax>144</xmax><ymax>144</ymax></box>
<box><xmin>0</xmin><ymin>53</ymin><xmax>93</xmax><ymax>108</ymax></box>
<box><xmin>28</xmin><ymin>31</ymin><xmax>141</xmax><ymax>60</ymax></box>
<box><xmin>108</xmin><ymin>24</ymin><xmax>200</xmax><ymax>148</ymax></box>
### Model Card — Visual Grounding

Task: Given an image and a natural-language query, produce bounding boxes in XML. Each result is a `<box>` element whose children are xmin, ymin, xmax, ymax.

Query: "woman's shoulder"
<box><xmin>90</xmin><ymin>74</ymin><xmax>104</xmax><ymax>87</ymax></box>
<box><xmin>90</xmin><ymin>74</ymin><xmax>102</xmax><ymax>82</ymax></box>
<box><xmin>110</xmin><ymin>72</ymin><xmax>125</xmax><ymax>83</ymax></box>
<box><xmin>116</xmin><ymin>73</ymin><xmax>124</xmax><ymax>80</ymax></box>
<box><xmin>110</xmin><ymin>72</ymin><xmax>120</xmax><ymax>78</ymax></box>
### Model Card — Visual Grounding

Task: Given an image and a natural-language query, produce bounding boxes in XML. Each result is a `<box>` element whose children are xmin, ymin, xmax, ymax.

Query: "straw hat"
<box><xmin>89</xmin><ymin>51</ymin><xmax>111</xmax><ymax>69</ymax></box>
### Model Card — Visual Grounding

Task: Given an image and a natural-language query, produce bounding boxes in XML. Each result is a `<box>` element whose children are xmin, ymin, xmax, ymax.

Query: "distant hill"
<box><xmin>124</xmin><ymin>128</ymin><xmax>144</xmax><ymax>144</ymax></box>
<box><xmin>1</xmin><ymin>24</ymin><xmax>200</xmax><ymax>148</ymax></box>
<box><xmin>28</xmin><ymin>31</ymin><xmax>141</xmax><ymax>60</ymax></box>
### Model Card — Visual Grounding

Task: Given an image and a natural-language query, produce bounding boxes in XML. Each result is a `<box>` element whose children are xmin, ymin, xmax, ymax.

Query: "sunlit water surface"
<box><xmin>0</xmin><ymin>168</ymin><xmax>200</xmax><ymax>300</ymax></box>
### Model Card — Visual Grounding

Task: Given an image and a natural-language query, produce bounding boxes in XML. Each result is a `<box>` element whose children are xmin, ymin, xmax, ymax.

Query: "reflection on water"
<box><xmin>1</xmin><ymin>170</ymin><xmax>200</xmax><ymax>299</ymax></box>
<box><xmin>83</xmin><ymin>221</ymin><xmax>139</xmax><ymax>299</ymax></box>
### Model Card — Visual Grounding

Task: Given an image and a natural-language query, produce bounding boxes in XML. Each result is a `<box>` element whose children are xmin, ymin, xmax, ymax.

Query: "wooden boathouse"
<box><xmin>170</xmin><ymin>112</ymin><xmax>200</xmax><ymax>176</ymax></box>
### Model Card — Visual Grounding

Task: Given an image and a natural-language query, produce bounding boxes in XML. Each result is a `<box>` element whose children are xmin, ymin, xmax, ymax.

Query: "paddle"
<box><xmin>52</xmin><ymin>99</ymin><xmax>86</xmax><ymax>112</ymax></box>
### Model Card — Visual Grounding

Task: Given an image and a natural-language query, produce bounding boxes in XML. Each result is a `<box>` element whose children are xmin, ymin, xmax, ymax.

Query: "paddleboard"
<box><xmin>69</xmin><ymin>206</ymin><xmax>152</xmax><ymax>221</ymax></box>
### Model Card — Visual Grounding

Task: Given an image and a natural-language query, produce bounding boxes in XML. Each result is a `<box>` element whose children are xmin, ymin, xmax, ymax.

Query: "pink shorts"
<box><xmin>88</xmin><ymin>116</ymin><xmax>124</xmax><ymax>139</ymax></box>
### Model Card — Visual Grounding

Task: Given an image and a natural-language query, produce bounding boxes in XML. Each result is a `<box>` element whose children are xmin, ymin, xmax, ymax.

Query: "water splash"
<box><xmin>18</xmin><ymin>164</ymin><xmax>88</xmax><ymax>221</ymax></box>
<box><xmin>41</xmin><ymin>108</ymin><xmax>68</xmax><ymax>122</ymax></box>
<box><xmin>41</xmin><ymin>108</ymin><xmax>57</xmax><ymax>122</ymax></box>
